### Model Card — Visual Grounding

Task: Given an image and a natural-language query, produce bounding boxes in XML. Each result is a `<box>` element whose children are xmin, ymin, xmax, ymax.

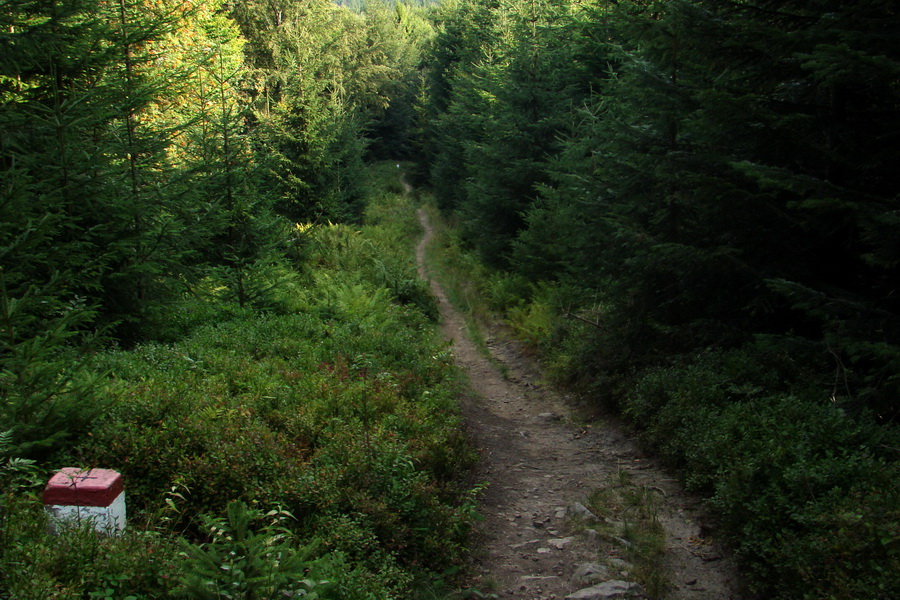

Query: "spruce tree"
<box><xmin>459</xmin><ymin>0</ymin><xmax>583</xmax><ymax>265</ymax></box>
<box><xmin>421</xmin><ymin>0</ymin><xmax>502</xmax><ymax>211</ymax></box>
<box><xmin>1</xmin><ymin>0</ymin><xmax>119</xmax><ymax>454</ymax></box>
<box><xmin>514</xmin><ymin>0</ymin><xmax>900</xmax><ymax>412</ymax></box>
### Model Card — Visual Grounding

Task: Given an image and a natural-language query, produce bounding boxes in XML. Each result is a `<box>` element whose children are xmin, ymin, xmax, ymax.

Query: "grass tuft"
<box><xmin>586</xmin><ymin>471</ymin><xmax>671</xmax><ymax>599</ymax></box>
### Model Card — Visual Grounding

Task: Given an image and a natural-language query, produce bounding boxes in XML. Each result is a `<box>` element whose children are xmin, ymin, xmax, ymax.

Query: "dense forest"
<box><xmin>1</xmin><ymin>0</ymin><xmax>899</xmax><ymax>599</ymax></box>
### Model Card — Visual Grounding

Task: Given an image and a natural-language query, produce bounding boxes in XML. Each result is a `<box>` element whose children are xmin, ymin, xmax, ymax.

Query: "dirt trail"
<box><xmin>415</xmin><ymin>207</ymin><xmax>743</xmax><ymax>600</ymax></box>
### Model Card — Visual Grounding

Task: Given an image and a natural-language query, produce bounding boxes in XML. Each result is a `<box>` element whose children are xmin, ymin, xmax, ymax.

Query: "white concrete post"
<box><xmin>43</xmin><ymin>468</ymin><xmax>126</xmax><ymax>535</ymax></box>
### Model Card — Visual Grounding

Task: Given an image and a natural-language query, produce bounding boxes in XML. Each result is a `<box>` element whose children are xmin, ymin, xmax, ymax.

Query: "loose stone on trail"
<box><xmin>571</xmin><ymin>562</ymin><xmax>611</xmax><ymax>585</ymax></box>
<box><xmin>570</xmin><ymin>502</ymin><xmax>601</xmax><ymax>522</ymax></box>
<box><xmin>565</xmin><ymin>580</ymin><xmax>643</xmax><ymax>600</ymax></box>
<box><xmin>538</xmin><ymin>412</ymin><xmax>562</xmax><ymax>421</ymax></box>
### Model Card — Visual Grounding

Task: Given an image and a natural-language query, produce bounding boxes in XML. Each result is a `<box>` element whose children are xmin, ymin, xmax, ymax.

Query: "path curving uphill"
<box><xmin>415</xmin><ymin>206</ymin><xmax>743</xmax><ymax>600</ymax></box>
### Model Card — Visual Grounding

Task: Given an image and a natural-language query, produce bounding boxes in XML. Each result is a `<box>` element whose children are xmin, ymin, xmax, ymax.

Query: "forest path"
<box><xmin>415</xmin><ymin>206</ymin><xmax>743</xmax><ymax>600</ymax></box>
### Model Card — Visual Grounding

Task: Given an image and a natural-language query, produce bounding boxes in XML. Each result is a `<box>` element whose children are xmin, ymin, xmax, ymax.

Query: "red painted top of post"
<box><xmin>42</xmin><ymin>468</ymin><xmax>124</xmax><ymax>507</ymax></box>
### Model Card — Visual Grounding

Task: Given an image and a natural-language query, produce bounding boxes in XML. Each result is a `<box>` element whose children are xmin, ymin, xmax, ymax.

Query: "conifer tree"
<box><xmin>422</xmin><ymin>0</ymin><xmax>596</xmax><ymax>263</ymax></box>
<box><xmin>514</xmin><ymin>0</ymin><xmax>900</xmax><ymax>412</ymax></box>
<box><xmin>458</xmin><ymin>0</ymin><xmax>583</xmax><ymax>264</ymax></box>
<box><xmin>363</xmin><ymin>0</ymin><xmax>436</xmax><ymax>159</ymax></box>
<box><xmin>0</xmin><ymin>0</ymin><xmax>156</xmax><ymax>453</ymax></box>
<box><xmin>1</xmin><ymin>0</ymin><xmax>217</xmax><ymax>339</ymax></box>
<box><xmin>230</xmin><ymin>0</ymin><xmax>400</xmax><ymax>222</ymax></box>
<box><xmin>422</xmin><ymin>0</ymin><xmax>502</xmax><ymax>211</ymax></box>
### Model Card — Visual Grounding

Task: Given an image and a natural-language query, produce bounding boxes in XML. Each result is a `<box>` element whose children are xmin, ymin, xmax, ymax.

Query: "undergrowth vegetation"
<box><xmin>624</xmin><ymin>348</ymin><xmax>900</xmax><ymax>599</ymax></box>
<box><xmin>0</xmin><ymin>163</ymin><xmax>477</xmax><ymax>599</ymax></box>
<box><xmin>584</xmin><ymin>472</ymin><xmax>669</xmax><ymax>599</ymax></box>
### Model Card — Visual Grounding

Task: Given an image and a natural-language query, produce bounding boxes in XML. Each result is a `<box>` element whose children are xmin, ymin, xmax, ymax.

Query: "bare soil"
<box><xmin>415</xmin><ymin>208</ymin><xmax>744</xmax><ymax>600</ymax></box>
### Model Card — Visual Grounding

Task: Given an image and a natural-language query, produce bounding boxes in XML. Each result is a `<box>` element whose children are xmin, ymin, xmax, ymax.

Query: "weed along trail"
<box><xmin>415</xmin><ymin>207</ymin><xmax>743</xmax><ymax>600</ymax></box>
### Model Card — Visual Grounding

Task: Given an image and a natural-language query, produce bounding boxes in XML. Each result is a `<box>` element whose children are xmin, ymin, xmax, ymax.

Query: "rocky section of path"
<box><xmin>415</xmin><ymin>207</ymin><xmax>743</xmax><ymax>600</ymax></box>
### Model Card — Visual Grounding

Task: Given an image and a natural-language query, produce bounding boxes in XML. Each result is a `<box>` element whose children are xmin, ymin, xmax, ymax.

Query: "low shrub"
<box><xmin>624</xmin><ymin>347</ymin><xmax>900</xmax><ymax>599</ymax></box>
<box><xmin>26</xmin><ymin>181</ymin><xmax>477</xmax><ymax>598</ymax></box>
<box><xmin>483</xmin><ymin>272</ymin><xmax>531</xmax><ymax>312</ymax></box>
<box><xmin>0</xmin><ymin>500</ymin><xmax>181</xmax><ymax>600</ymax></box>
